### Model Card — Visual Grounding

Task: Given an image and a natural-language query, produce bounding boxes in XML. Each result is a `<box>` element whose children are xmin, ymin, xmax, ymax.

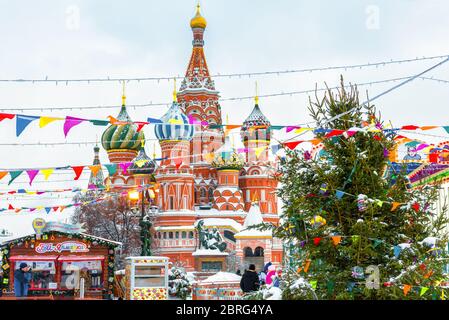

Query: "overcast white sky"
<box><xmin>1</xmin><ymin>0</ymin><xmax>449</xmax><ymax>239</ymax></box>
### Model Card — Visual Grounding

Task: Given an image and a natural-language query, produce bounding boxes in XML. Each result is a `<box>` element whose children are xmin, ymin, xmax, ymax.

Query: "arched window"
<box><xmin>200</xmin><ymin>188</ymin><xmax>206</xmax><ymax>198</ymax></box>
<box><xmin>254</xmin><ymin>247</ymin><xmax>264</xmax><ymax>257</ymax></box>
<box><xmin>175</xmin><ymin>232</ymin><xmax>179</xmax><ymax>239</ymax></box>
<box><xmin>208</xmin><ymin>188</ymin><xmax>214</xmax><ymax>202</ymax></box>
<box><xmin>243</xmin><ymin>247</ymin><xmax>253</xmax><ymax>257</ymax></box>
<box><xmin>182</xmin><ymin>231</ymin><xmax>187</xmax><ymax>239</ymax></box>
<box><xmin>189</xmin><ymin>231</ymin><xmax>194</xmax><ymax>239</ymax></box>
<box><xmin>169</xmin><ymin>232</ymin><xmax>174</xmax><ymax>239</ymax></box>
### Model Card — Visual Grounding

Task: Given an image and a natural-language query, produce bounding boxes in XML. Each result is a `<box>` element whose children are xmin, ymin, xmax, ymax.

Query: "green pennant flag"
<box><xmin>8</xmin><ymin>171</ymin><xmax>23</xmax><ymax>185</ymax></box>
<box><xmin>270</xmin><ymin>125</ymin><xmax>285</xmax><ymax>130</ymax></box>
<box><xmin>310</xmin><ymin>280</ymin><xmax>317</xmax><ymax>290</ymax></box>
<box><xmin>352</xmin><ymin>235</ymin><xmax>360</xmax><ymax>243</ymax></box>
<box><xmin>104</xmin><ymin>164</ymin><xmax>117</xmax><ymax>176</ymax></box>
<box><xmin>420</xmin><ymin>287</ymin><xmax>429</xmax><ymax>296</ymax></box>
<box><xmin>208</xmin><ymin>124</ymin><xmax>223</xmax><ymax>129</ymax></box>
<box><xmin>372</xmin><ymin>239</ymin><xmax>383</xmax><ymax>248</ymax></box>
<box><xmin>443</xmin><ymin>126</ymin><xmax>449</xmax><ymax>135</ymax></box>
<box><xmin>90</xmin><ymin>119</ymin><xmax>110</xmax><ymax>126</ymax></box>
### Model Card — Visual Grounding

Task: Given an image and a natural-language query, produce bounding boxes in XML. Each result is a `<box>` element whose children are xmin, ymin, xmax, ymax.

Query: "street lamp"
<box><xmin>128</xmin><ymin>187</ymin><xmax>152</xmax><ymax>256</ymax></box>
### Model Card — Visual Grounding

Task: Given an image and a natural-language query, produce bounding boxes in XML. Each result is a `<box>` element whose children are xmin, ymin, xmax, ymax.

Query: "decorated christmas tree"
<box><xmin>272</xmin><ymin>78</ymin><xmax>449</xmax><ymax>299</ymax></box>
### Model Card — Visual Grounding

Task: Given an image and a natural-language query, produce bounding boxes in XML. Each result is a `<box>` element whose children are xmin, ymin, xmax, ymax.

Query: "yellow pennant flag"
<box><xmin>59</xmin><ymin>206</ymin><xmax>66</xmax><ymax>212</ymax></box>
<box><xmin>39</xmin><ymin>116</ymin><xmax>63</xmax><ymax>128</ymax></box>
<box><xmin>168</xmin><ymin>118</ymin><xmax>183</xmax><ymax>125</ymax></box>
<box><xmin>36</xmin><ymin>206</ymin><xmax>44</xmax><ymax>210</ymax></box>
<box><xmin>88</xmin><ymin>165</ymin><xmax>101</xmax><ymax>177</ymax></box>
<box><xmin>403</xmin><ymin>284</ymin><xmax>412</xmax><ymax>296</ymax></box>
<box><xmin>254</xmin><ymin>146</ymin><xmax>267</xmax><ymax>158</ymax></box>
<box><xmin>134</xmin><ymin>160</ymin><xmax>147</xmax><ymax>168</ymax></box>
<box><xmin>331</xmin><ymin>236</ymin><xmax>342</xmax><ymax>246</ymax></box>
<box><xmin>442</xmin><ymin>290</ymin><xmax>446</xmax><ymax>300</ymax></box>
<box><xmin>40</xmin><ymin>168</ymin><xmax>54</xmax><ymax>180</ymax></box>
<box><xmin>391</xmin><ymin>202</ymin><xmax>401</xmax><ymax>212</ymax></box>
<box><xmin>26</xmin><ymin>191</ymin><xmax>37</xmax><ymax>195</ymax></box>
<box><xmin>375</xmin><ymin>199</ymin><xmax>383</xmax><ymax>207</ymax></box>
<box><xmin>294</xmin><ymin>127</ymin><xmax>313</xmax><ymax>134</ymax></box>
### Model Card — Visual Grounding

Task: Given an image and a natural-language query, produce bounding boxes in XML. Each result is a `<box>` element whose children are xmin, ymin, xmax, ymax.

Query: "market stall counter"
<box><xmin>0</xmin><ymin>219</ymin><xmax>121</xmax><ymax>300</ymax></box>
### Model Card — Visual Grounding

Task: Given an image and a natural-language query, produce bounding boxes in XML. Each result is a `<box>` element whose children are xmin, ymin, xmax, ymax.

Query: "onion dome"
<box><xmin>101</xmin><ymin>88</ymin><xmax>144</xmax><ymax>151</ymax></box>
<box><xmin>241</xmin><ymin>95</ymin><xmax>271</xmax><ymax>141</ymax></box>
<box><xmin>190</xmin><ymin>3</ymin><xmax>207</xmax><ymax>29</ymax></box>
<box><xmin>129</xmin><ymin>141</ymin><xmax>156</xmax><ymax>175</ymax></box>
<box><xmin>211</xmin><ymin>136</ymin><xmax>244</xmax><ymax>170</ymax></box>
<box><xmin>154</xmin><ymin>84</ymin><xmax>195</xmax><ymax>141</ymax></box>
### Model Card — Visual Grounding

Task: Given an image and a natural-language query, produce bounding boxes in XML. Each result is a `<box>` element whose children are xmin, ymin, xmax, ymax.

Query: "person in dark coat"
<box><xmin>14</xmin><ymin>262</ymin><xmax>31</xmax><ymax>297</ymax></box>
<box><xmin>240</xmin><ymin>264</ymin><xmax>260</xmax><ymax>293</ymax></box>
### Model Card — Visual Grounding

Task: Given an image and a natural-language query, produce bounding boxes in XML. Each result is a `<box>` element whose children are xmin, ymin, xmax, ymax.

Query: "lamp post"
<box><xmin>128</xmin><ymin>187</ymin><xmax>152</xmax><ymax>256</ymax></box>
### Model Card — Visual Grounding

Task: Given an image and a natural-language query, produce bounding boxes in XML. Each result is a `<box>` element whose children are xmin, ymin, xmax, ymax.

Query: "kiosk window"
<box><xmin>15</xmin><ymin>261</ymin><xmax>56</xmax><ymax>290</ymax></box>
<box><xmin>60</xmin><ymin>260</ymin><xmax>103</xmax><ymax>290</ymax></box>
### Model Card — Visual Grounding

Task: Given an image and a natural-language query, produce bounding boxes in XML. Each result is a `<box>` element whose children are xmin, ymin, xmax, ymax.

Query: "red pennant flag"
<box><xmin>52</xmin><ymin>206</ymin><xmax>59</xmax><ymax>212</ymax></box>
<box><xmin>412</xmin><ymin>202</ymin><xmax>420</xmax><ymax>212</ymax></box>
<box><xmin>136</xmin><ymin>122</ymin><xmax>148</xmax><ymax>132</ymax></box>
<box><xmin>0</xmin><ymin>113</ymin><xmax>15</xmax><ymax>122</ymax></box>
<box><xmin>72</xmin><ymin>166</ymin><xmax>84</xmax><ymax>180</ymax></box>
<box><xmin>174</xmin><ymin>158</ymin><xmax>183</xmax><ymax>169</ymax></box>
<box><xmin>313</xmin><ymin>237</ymin><xmax>322</xmax><ymax>246</ymax></box>
<box><xmin>283</xmin><ymin>141</ymin><xmax>303</xmax><ymax>150</ymax></box>
<box><xmin>373</xmin><ymin>135</ymin><xmax>381</xmax><ymax>141</ymax></box>
<box><xmin>429</xmin><ymin>153</ymin><xmax>439</xmax><ymax>163</ymax></box>
<box><xmin>324</xmin><ymin>129</ymin><xmax>345</xmax><ymax>138</ymax></box>
<box><xmin>8</xmin><ymin>204</ymin><xmax>14</xmax><ymax>210</ymax></box>
<box><xmin>401</xmin><ymin>125</ymin><xmax>420</xmax><ymax>130</ymax></box>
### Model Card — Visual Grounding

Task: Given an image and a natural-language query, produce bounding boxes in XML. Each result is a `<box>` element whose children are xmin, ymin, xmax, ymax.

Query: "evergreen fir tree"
<box><xmin>272</xmin><ymin>78</ymin><xmax>449</xmax><ymax>299</ymax></box>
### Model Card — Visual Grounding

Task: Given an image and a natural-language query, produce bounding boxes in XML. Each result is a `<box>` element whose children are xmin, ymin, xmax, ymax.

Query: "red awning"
<box><xmin>9</xmin><ymin>255</ymin><xmax>58</xmax><ymax>261</ymax></box>
<box><xmin>57</xmin><ymin>255</ymin><xmax>105</xmax><ymax>261</ymax></box>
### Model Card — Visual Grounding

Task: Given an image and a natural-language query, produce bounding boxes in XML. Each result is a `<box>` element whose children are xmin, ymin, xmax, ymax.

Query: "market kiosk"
<box><xmin>124</xmin><ymin>256</ymin><xmax>169</xmax><ymax>300</ymax></box>
<box><xmin>0</xmin><ymin>218</ymin><xmax>121</xmax><ymax>300</ymax></box>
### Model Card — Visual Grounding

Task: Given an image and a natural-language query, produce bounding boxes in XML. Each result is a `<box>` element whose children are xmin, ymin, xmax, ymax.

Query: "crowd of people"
<box><xmin>239</xmin><ymin>262</ymin><xmax>281</xmax><ymax>293</ymax></box>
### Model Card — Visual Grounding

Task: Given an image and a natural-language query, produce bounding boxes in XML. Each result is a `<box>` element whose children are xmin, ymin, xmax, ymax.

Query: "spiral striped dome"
<box><xmin>102</xmin><ymin>106</ymin><xmax>145</xmax><ymax>151</ymax></box>
<box><xmin>154</xmin><ymin>101</ymin><xmax>194</xmax><ymax>141</ymax></box>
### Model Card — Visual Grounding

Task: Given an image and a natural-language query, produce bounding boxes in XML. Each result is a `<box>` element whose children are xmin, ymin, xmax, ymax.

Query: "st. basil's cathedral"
<box><xmin>95</xmin><ymin>5</ymin><xmax>283</xmax><ymax>274</ymax></box>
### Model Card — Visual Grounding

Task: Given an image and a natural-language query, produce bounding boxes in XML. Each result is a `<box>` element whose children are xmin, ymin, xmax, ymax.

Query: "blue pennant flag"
<box><xmin>16</xmin><ymin>115</ymin><xmax>39</xmax><ymax>137</ymax></box>
<box><xmin>271</xmin><ymin>144</ymin><xmax>281</xmax><ymax>154</ymax></box>
<box><xmin>17</xmin><ymin>189</ymin><xmax>26</xmax><ymax>193</ymax></box>
<box><xmin>45</xmin><ymin>207</ymin><xmax>51</xmax><ymax>214</ymax></box>
<box><xmin>335</xmin><ymin>190</ymin><xmax>345</xmax><ymax>199</ymax></box>
<box><xmin>394</xmin><ymin>245</ymin><xmax>401</xmax><ymax>258</ymax></box>
<box><xmin>147</xmin><ymin>117</ymin><xmax>163</xmax><ymax>124</ymax></box>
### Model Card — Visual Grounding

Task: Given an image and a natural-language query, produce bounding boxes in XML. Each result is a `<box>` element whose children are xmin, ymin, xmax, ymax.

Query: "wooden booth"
<box><xmin>0</xmin><ymin>218</ymin><xmax>121</xmax><ymax>300</ymax></box>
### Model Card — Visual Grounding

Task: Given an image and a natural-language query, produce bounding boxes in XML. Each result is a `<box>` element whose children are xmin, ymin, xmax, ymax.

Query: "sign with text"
<box><xmin>35</xmin><ymin>241</ymin><xmax>89</xmax><ymax>254</ymax></box>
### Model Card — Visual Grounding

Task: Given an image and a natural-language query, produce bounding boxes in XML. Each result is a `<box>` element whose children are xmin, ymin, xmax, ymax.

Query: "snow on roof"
<box><xmin>243</xmin><ymin>202</ymin><xmax>264</xmax><ymax>228</ymax></box>
<box><xmin>235</xmin><ymin>228</ymin><xmax>272</xmax><ymax>238</ymax></box>
<box><xmin>201</xmin><ymin>218</ymin><xmax>243</xmax><ymax>232</ymax></box>
<box><xmin>1</xmin><ymin>232</ymin><xmax>122</xmax><ymax>246</ymax></box>
<box><xmin>199</xmin><ymin>272</ymin><xmax>241</xmax><ymax>284</ymax></box>
<box><xmin>192</xmin><ymin>249</ymin><xmax>229</xmax><ymax>256</ymax></box>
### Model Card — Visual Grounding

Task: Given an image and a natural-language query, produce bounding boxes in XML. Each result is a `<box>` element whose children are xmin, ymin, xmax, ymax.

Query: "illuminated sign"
<box><xmin>35</xmin><ymin>241</ymin><xmax>89</xmax><ymax>254</ymax></box>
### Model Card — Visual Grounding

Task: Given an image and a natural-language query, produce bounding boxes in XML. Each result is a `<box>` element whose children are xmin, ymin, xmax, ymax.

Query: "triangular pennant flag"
<box><xmin>168</xmin><ymin>118</ymin><xmax>183</xmax><ymax>125</ymax></box>
<box><xmin>391</xmin><ymin>202</ymin><xmax>401</xmax><ymax>211</ymax></box>
<box><xmin>420</xmin><ymin>287</ymin><xmax>429</xmax><ymax>296</ymax></box>
<box><xmin>59</xmin><ymin>206</ymin><xmax>66</xmax><ymax>212</ymax></box>
<box><xmin>39</xmin><ymin>116</ymin><xmax>63</xmax><ymax>128</ymax></box>
<box><xmin>174</xmin><ymin>157</ymin><xmax>183</xmax><ymax>169</ymax></box>
<box><xmin>45</xmin><ymin>207</ymin><xmax>51</xmax><ymax>214</ymax></box>
<box><xmin>15</xmin><ymin>208</ymin><xmax>22</xmax><ymax>213</ymax></box>
<box><xmin>0</xmin><ymin>171</ymin><xmax>8</xmax><ymax>181</ymax></box>
<box><xmin>90</xmin><ymin>119</ymin><xmax>109</xmax><ymax>126</ymax></box>
<box><xmin>351</xmin><ymin>235</ymin><xmax>360</xmax><ymax>244</ymax></box>
<box><xmin>331</xmin><ymin>236</ymin><xmax>342</xmax><ymax>246</ymax></box>
<box><xmin>41</xmin><ymin>168</ymin><xmax>54</xmax><ymax>180</ymax></box>
<box><xmin>147</xmin><ymin>117</ymin><xmax>163</xmax><ymax>124</ymax></box>
<box><xmin>403</xmin><ymin>284</ymin><xmax>412</xmax><ymax>296</ymax></box>
<box><xmin>375</xmin><ymin>199</ymin><xmax>383</xmax><ymax>207</ymax></box>
<box><xmin>254</xmin><ymin>146</ymin><xmax>267</xmax><ymax>158</ymax></box>
<box><xmin>294</xmin><ymin>127</ymin><xmax>313</xmax><ymax>134</ymax></box>
<box><xmin>412</xmin><ymin>202</ymin><xmax>420</xmax><ymax>212</ymax></box>
<box><xmin>443</xmin><ymin>126</ymin><xmax>449</xmax><ymax>135</ymax></box>
<box><xmin>286</xmin><ymin>126</ymin><xmax>300</xmax><ymax>133</ymax></box>
<box><xmin>372</xmin><ymin>239</ymin><xmax>383</xmax><ymax>248</ymax></box>
<box><xmin>313</xmin><ymin>237</ymin><xmax>322</xmax><ymax>246</ymax></box>
<box><xmin>63</xmin><ymin>116</ymin><xmax>86</xmax><ymax>137</ymax></box>
<box><xmin>135</xmin><ymin>122</ymin><xmax>148</xmax><ymax>132</ymax></box>
<box><xmin>270</xmin><ymin>125</ymin><xmax>284</xmax><ymax>130</ymax></box>
<box><xmin>271</xmin><ymin>144</ymin><xmax>281</xmax><ymax>154</ymax></box>
<box><xmin>309</xmin><ymin>280</ymin><xmax>317</xmax><ymax>290</ymax></box>
<box><xmin>394</xmin><ymin>245</ymin><xmax>401</xmax><ymax>258</ymax></box>
<box><xmin>71</xmin><ymin>166</ymin><xmax>84</xmax><ymax>180</ymax></box>
<box><xmin>52</xmin><ymin>206</ymin><xmax>59</xmax><ymax>212</ymax></box>
<box><xmin>335</xmin><ymin>190</ymin><xmax>345</xmax><ymax>199</ymax></box>
<box><xmin>284</xmin><ymin>141</ymin><xmax>303</xmax><ymax>150</ymax></box>
<box><xmin>325</xmin><ymin>129</ymin><xmax>345</xmax><ymax>138</ymax></box>
<box><xmin>26</xmin><ymin>170</ymin><xmax>39</xmax><ymax>186</ymax></box>
<box><xmin>134</xmin><ymin>160</ymin><xmax>147</xmax><ymax>168</ymax></box>
<box><xmin>16</xmin><ymin>115</ymin><xmax>39</xmax><ymax>137</ymax></box>
<box><xmin>29</xmin><ymin>208</ymin><xmax>36</xmax><ymax>212</ymax></box>
<box><xmin>8</xmin><ymin>204</ymin><xmax>14</xmax><ymax>210</ymax></box>
<box><xmin>0</xmin><ymin>113</ymin><xmax>15</xmax><ymax>122</ymax></box>
<box><xmin>8</xmin><ymin>171</ymin><xmax>23</xmax><ymax>185</ymax></box>
<box><xmin>303</xmin><ymin>259</ymin><xmax>311</xmax><ymax>273</ymax></box>
<box><xmin>420</xmin><ymin>126</ymin><xmax>438</xmax><ymax>131</ymax></box>
<box><xmin>119</xmin><ymin>162</ymin><xmax>132</xmax><ymax>174</ymax></box>
<box><xmin>88</xmin><ymin>165</ymin><xmax>101</xmax><ymax>177</ymax></box>
<box><xmin>401</xmin><ymin>125</ymin><xmax>420</xmax><ymax>131</ymax></box>
<box><xmin>104</xmin><ymin>164</ymin><xmax>117</xmax><ymax>176</ymax></box>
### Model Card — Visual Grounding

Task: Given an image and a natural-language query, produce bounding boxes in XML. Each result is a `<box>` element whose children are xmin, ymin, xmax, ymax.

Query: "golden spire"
<box><xmin>153</xmin><ymin>143</ymin><xmax>156</xmax><ymax>159</ymax></box>
<box><xmin>190</xmin><ymin>2</ymin><xmax>207</xmax><ymax>29</ymax></box>
<box><xmin>141</xmin><ymin>139</ymin><xmax>145</xmax><ymax>148</ymax></box>
<box><xmin>121</xmin><ymin>80</ymin><xmax>126</xmax><ymax>106</ymax></box>
<box><xmin>172</xmin><ymin>78</ymin><xmax>178</xmax><ymax>103</ymax></box>
<box><xmin>255</xmin><ymin>81</ymin><xmax>259</xmax><ymax>105</ymax></box>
